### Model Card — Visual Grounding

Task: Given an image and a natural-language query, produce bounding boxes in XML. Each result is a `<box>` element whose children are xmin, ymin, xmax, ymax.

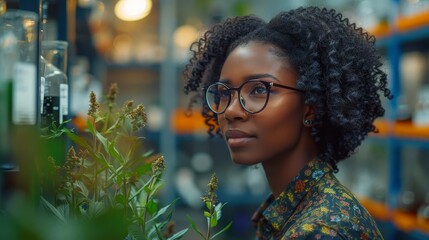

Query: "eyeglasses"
<box><xmin>205</xmin><ymin>79</ymin><xmax>304</xmax><ymax>114</ymax></box>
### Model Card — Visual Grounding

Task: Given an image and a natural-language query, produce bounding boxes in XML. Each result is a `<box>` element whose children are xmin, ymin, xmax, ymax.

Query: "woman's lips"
<box><xmin>224</xmin><ymin>129</ymin><xmax>256</xmax><ymax>147</ymax></box>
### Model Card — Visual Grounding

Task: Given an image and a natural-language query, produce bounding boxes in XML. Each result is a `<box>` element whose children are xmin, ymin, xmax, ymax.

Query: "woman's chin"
<box><xmin>230</xmin><ymin>155</ymin><xmax>260</xmax><ymax>166</ymax></box>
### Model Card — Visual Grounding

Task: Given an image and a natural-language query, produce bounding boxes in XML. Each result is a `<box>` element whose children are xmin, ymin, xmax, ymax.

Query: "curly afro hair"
<box><xmin>183</xmin><ymin>6</ymin><xmax>392</xmax><ymax>171</ymax></box>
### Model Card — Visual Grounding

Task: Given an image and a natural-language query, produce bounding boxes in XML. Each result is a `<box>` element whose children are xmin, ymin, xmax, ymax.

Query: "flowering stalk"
<box><xmin>203</xmin><ymin>174</ymin><xmax>218</xmax><ymax>239</ymax></box>
<box><xmin>103</xmin><ymin>83</ymin><xmax>117</xmax><ymax>134</ymax></box>
<box><xmin>88</xmin><ymin>91</ymin><xmax>100</xmax><ymax>201</ymax></box>
<box><xmin>188</xmin><ymin>173</ymin><xmax>232</xmax><ymax>240</ymax></box>
<box><xmin>141</xmin><ymin>156</ymin><xmax>166</xmax><ymax>235</ymax></box>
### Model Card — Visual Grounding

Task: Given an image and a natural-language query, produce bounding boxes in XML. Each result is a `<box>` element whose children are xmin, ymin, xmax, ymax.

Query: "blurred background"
<box><xmin>1</xmin><ymin>0</ymin><xmax>429</xmax><ymax>239</ymax></box>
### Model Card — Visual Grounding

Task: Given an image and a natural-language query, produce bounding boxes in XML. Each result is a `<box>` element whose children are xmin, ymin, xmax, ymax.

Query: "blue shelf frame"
<box><xmin>382</xmin><ymin>1</ymin><xmax>404</xmax><ymax>224</ymax></box>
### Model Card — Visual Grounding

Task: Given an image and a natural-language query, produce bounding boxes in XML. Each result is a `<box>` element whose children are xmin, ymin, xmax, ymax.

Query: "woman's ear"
<box><xmin>303</xmin><ymin>105</ymin><xmax>316</xmax><ymax>126</ymax></box>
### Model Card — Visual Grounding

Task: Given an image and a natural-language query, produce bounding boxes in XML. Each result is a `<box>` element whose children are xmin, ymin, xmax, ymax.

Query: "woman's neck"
<box><xmin>262</xmin><ymin>138</ymin><xmax>318</xmax><ymax>198</ymax></box>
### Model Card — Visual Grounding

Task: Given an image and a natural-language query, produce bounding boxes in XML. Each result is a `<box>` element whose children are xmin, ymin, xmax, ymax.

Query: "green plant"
<box><xmin>1</xmin><ymin>82</ymin><xmax>237</xmax><ymax>240</ymax></box>
<box><xmin>187</xmin><ymin>174</ymin><xmax>232</xmax><ymax>240</ymax></box>
<box><xmin>40</xmin><ymin>83</ymin><xmax>188</xmax><ymax>240</ymax></box>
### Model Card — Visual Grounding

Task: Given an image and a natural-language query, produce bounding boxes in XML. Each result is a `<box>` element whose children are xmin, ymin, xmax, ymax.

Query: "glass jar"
<box><xmin>0</xmin><ymin>10</ymin><xmax>38</xmax><ymax>170</ymax></box>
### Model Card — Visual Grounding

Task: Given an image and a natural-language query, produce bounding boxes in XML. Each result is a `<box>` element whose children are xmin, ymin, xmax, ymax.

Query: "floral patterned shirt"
<box><xmin>252</xmin><ymin>160</ymin><xmax>383</xmax><ymax>240</ymax></box>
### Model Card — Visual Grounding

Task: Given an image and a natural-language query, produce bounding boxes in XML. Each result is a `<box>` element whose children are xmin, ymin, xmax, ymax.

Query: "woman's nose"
<box><xmin>223</xmin><ymin>93</ymin><xmax>248</xmax><ymax>121</ymax></box>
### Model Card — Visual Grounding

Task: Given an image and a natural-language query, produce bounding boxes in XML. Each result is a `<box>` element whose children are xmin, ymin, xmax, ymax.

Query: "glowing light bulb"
<box><xmin>174</xmin><ymin>25</ymin><xmax>199</xmax><ymax>49</ymax></box>
<box><xmin>114</xmin><ymin>0</ymin><xmax>152</xmax><ymax>22</ymax></box>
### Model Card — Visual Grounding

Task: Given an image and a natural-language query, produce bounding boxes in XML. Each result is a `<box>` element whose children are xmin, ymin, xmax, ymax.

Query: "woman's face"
<box><xmin>217</xmin><ymin>41</ymin><xmax>306</xmax><ymax>166</ymax></box>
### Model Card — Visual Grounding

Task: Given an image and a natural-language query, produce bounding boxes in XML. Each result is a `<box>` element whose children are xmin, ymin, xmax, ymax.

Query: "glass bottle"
<box><xmin>40</xmin><ymin>41</ymin><xmax>69</xmax><ymax>129</ymax></box>
<box><xmin>0</xmin><ymin>13</ymin><xmax>17</xmax><ymax>168</ymax></box>
<box><xmin>0</xmin><ymin>10</ymin><xmax>39</xmax><ymax>170</ymax></box>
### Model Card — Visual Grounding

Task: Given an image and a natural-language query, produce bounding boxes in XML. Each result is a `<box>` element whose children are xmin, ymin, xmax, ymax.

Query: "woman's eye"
<box><xmin>251</xmin><ymin>86</ymin><xmax>267</xmax><ymax>95</ymax></box>
<box><xmin>219</xmin><ymin>89</ymin><xmax>230</xmax><ymax>97</ymax></box>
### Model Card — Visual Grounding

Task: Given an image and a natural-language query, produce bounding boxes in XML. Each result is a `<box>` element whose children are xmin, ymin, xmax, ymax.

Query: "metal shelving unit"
<box><xmin>368</xmin><ymin>0</ymin><xmax>429</xmax><ymax>238</ymax></box>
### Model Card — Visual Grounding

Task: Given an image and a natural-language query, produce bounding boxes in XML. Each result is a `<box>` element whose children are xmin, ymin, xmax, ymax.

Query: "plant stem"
<box><xmin>141</xmin><ymin>175</ymin><xmax>157</xmax><ymax>237</ymax></box>
<box><xmin>206</xmin><ymin>207</ymin><xmax>213</xmax><ymax>240</ymax></box>
<box><xmin>123</xmin><ymin>175</ymin><xmax>128</xmax><ymax>217</ymax></box>
<box><xmin>103</xmin><ymin>111</ymin><xmax>112</xmax><ymax>192</ymax></box>
<box><xmin>71</xmin><ymin>181</ymin><xmax>76</xmax><ymax>219</ymax></box>
<box><xmin>93</xmin><ymin>128</ymin><xmax>99</xmax><ymax>202</ymax></box>
<box><xmin>102</xmin><ymin>108</ymin><xmax>111</xmax><ymax>134</ymax></box>
<box><xmin>142</xmin><ymin>192</ymin><xmax>150</xmax><ymax>236</ymax></box>
<box><xmin>205</xmin><ymin>191</ymin><xmax>216</xmax><ymax>240</ymax></box>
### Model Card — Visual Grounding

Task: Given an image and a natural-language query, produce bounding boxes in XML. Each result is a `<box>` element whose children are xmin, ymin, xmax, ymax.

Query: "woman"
<box><xmin>184</xmin><ymin>6</ymin><xmax>391</xmax><ymax>239</ymax></box>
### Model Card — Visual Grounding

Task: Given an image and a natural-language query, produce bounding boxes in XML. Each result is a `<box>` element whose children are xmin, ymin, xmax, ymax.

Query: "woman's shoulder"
<box><xmin>283</xmin><ymin>173</ymin><xmax>384</xmax><ymax>239</ymax></box>
<box><xmin>309</xmin><ymin>172</ymin><xmax>377</xmax><ymax>224</ymax></box>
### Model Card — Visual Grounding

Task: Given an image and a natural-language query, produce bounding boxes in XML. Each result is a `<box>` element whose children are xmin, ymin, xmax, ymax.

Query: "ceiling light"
<box><xmin>114</xmin><ymin>0</ymin><xmax>152</xmax><ymax>22</ymax></box>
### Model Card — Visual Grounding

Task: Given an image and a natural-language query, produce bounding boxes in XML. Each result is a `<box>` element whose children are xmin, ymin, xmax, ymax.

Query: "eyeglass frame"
<box><xmin>204</xmin><ymin>79</ymin><xmax>305</xmax><ymax>114</ymax></box>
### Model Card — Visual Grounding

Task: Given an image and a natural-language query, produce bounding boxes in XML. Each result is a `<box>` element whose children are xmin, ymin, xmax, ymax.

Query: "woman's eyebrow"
<box><xmin>244</xmin><ymin>73</ymin><xmax>279</xmax><ymax>82</ymax></box>
<box><xmin>219</xmin><ymin>74</ymin><xmax>279</xmax><ymax>84</ymax></box>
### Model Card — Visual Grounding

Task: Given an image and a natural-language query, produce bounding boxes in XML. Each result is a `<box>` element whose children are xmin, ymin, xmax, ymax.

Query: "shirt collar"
<box><xmin>252</xmin><ymin>159</ymin><xmax>333</xmax><ymax>232</ymax></box>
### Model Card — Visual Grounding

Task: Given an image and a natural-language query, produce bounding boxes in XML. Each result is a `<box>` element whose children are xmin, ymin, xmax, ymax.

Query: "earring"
<box><xmin>303</xmin><ymin>119</ymin><xmax>313</xmax><ymax>126</ymax></box>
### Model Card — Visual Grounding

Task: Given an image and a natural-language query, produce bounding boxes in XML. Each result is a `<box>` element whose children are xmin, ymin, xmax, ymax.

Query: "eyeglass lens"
<box><xmin>206</xmin><ymin>81</ymin><xmax>269</xmax><ymax>114</ymax></box>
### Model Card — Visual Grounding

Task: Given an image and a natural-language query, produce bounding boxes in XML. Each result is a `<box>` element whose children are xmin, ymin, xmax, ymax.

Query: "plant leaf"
<box><xmin>146</xmin><ymin>199</ymin><xmax>158</xmax><ymax>215</ymax></box>
<box><xmin>106</xmin><ymin>118</ymin><xmax>121</xmax><ymax>134</ymax></box>
<box><xmin>74</xmin><ymin>180</ymin><xmax>89</xmax><ymax>198</ymax></box>
<box><xmin>87</xmin><ymin>201</ymin><xmax>105</xmax><ymax>218</ymax></box>
<box><xmin>57</xmin><ymin>204</ymin><xmax>70</xmax><ymax>219</ymax></box>
<box><xmin>186</xmin><ymin>215</ymin><xmax>206</xmax><ymax>239</ymax></box>
<box><xmin>149</xmin><ymin>181</ymin><xmax>164</xmax><ymax>198</ymax></box>
<box><xmin>128</xmin><ymin>223</ymin><xmax>146</xmax><ymax>240</ymax></box>
<box><xmin>166</xmin><ymin>228</ymin><xmax>189</xmax><ymax>240</ymax></box>
<box><xmin>134</xmin><ymin>162</ymin><xmax>152</xmax><ymax>176</ymax></box>
<box><xmin>148</xmin><ymin>199</ymin><xmax>177</xmax><ymax>223</ymax></box>
<box><xmin>95</xmin><ymin>131</ymin><xmax>110</xmax><ymax>153</ymax></box>
<box><xmin>154</xmin><ymin>223</ymin><xmax>165</xmax><ymax>240</ymax></box>
<box><xmin>209</xmin><ymin>214</ymin><xmax>218</xmax><ymax>228</ymax></box>
<box><xmin>87</xmin><ymin>117</ymin><xmax>95</xmax><ymax>134</ymax></box>
<box><xmin>214</xmin><ymin>203</ymin><xmax>226</xmax><ymax>221</ymax></box>
<box><xmin>40</xmin><ymin>119</ymin><xmax>72</xmax><ymax>139</ymax></box>
<box><xmin>40</xmin><ymin>197</ymin><xmax>66</xmax><ymax>223</ymax></box>
<box><xmin>108</xmin><ymin>140</ymin><xmax>124</xmax><ymax>164</ymax></box>
<box><xmin>114</xmin><ymin>194</ymin><xmax>127</xmax><ymax>208</ymax></box>
<box><xmin>210</xmin><ymin>222</ymin><xmax>233</xmax><ymax>240</ymax></box>
<box><xmin>92</xmin><ymin>151</ymin><xmax>110</xmax><ymax>168</ymax></box>
<box><xmin>147</xmin><ymin>222</ymin><xmax>167</xmax><ymax>239</ymax></box>
<box><xmin>63</xmin><ymin>128</ymin><xmax>91</xmax><ymax>149</ymax></box>
<box><xmin>205</xmin><ymin>201</ymin><xmax>212</xmax><ymax>211</ymax></box>
<box><xmin>130</xmin><ymin>176</ymin><xmax>155</xmax><ymax>202</ymax></box>
<box><xmin>142</xmin><ymin>150</ymin><xmax>154</xmax><ymax>158</ymax></box>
